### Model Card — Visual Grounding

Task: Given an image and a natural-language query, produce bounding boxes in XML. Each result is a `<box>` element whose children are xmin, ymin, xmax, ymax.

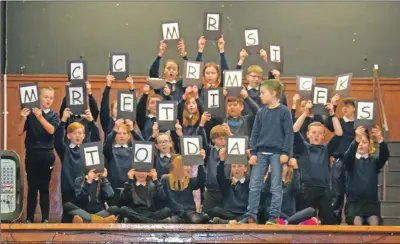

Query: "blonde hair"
<box><xmin>210</xmin><ymin>125</ymin><xmax>229</xmax><ymax>140</ymax></box>
<box><xmin>40</xmin><ymin>86</ymin><xmax>55</xmax><ymax>95</ymax></box>
<box><xmin>167</xmin><ymin>155</ymin><xmax>190</xmax><ymax>191</ymax></box>
<box><xmin>202</xmin><ymin>62</ymin><xmax>221</xmax><ymax>88</ymax></box>
<box><xmin>247</xmin><ymin>65</ymin><xmax>263</xmax><ymax>76</ymax></box>
<box><xmin>307</xmin><ymin>122</ymin><xmax>325</xmax><ymax>131</ymax></box>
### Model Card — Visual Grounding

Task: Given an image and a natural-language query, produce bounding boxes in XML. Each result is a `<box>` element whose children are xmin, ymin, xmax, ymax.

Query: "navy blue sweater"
<box><xmin>136</xmin><ymin>93</ymin><xmax>158</xmax><ymax>141</ymax></box>
<box><xmin>24</xmin><ymin>110</ymin><xmax>59</xmax><ymax>150</ymax></box>
<box><xmin>74</xmin><ymin>176</ymin><xmax>114</xmax><ymax>213</ymax></box>
<box><xmin>161</xmin><ymin>165</ymin><xmax>205</xmax><ymax>213</ymax></box>
<box><xmin>121</xmin><ymin>178</ymin><xmax>167</xmax><ymax>210</ymax></box>
<box><xmin>290</xmin><ymin>109</ymin><xmax>324</xmax><ymax>139</ymax></box>
<box><xmin>217</xmin><ymin>161</ymin><xmax>249</xmax><ymax>214</ymax></box>
<box><xmin>100</xmin><ymin>86</ymin><xmax>115</xmax><ymax>136</ymax></box>
<box><xmin>344</xmin><ymin>140</ymin><xmax>389</xmax><ymax>202</ymax></box>
<box><xmin>55</xmin><ymin>121</ymin><xmax>101</xmax><ymax>195</ymax></box>
<box><xmin>243</xmin><ymin>88</ymin><xmax>262</xmax><ymax>116</ymax></box>
<box><xmin>294</xmin><ymin>133</ymin><xmax>341</xmax><ymax>187</ymax></box>
<box><xmin>324</xmin><ymin>116</ymin><xmax>355</xmax><ymax>158</ymax></box>
<box><xmin>249</xmin><ymin>105</ymin><xmax>294</xmax><ymax>156</ymax></box>
<box><xmin>178</xmin><ymin>97</ymin><xmax>205</xmax><ymax>136</ymax></box>
<box><xmin>226</xmin><ymin>97</ymin><xmax>259</xmax><ymax>137</ymax></box>
<box><xmin>153</xmin><ymin>152</ymin><xmax>173</xmax><ymax>180</ymax></box>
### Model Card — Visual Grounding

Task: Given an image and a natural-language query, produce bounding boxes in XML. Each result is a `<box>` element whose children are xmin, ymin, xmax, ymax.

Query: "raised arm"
<box><xmin>371</xmin><ymin>125</ymin><xmax>390</xmax><ymax>171</ymax></box>
<box><xmin>87</xmin><ymin>81</ymin><xmax>99</xmax><ymax>122</ymax></box>
<box><xmin>100</xmin><ymin>74</ymin><xmax>114</xmax><ymax>132</ymax></box>
<box><xmin>54</xmin><ymin>109</ymin><xmax>72</xmax><ymax>161</ymax></box>
<box><xmin>149</xmin><ymin>40</ymin><xmax>167</xmax><ymax>78</ymax></box>
<box><xmin>293</xmin><ymin>101</ymin><xmax>311</xmax><ymax>133</ymax></box>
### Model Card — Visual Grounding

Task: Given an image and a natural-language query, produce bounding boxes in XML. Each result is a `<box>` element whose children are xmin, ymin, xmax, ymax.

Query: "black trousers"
<box><xmin>25</xmin><ymin>150</ymin><xmax>55</xmax><ymax>222</ymax></box>
<box><xmin>120</xmin><ymin>206</ymin><xmax>172</xmax><ymax>223</ymax></box>
<box><xmin>61</xmin><ymin>192</ymin><xmax>75</xmax><ymax>223</ymax></box>
<box><xmin>331</xmin><ymin>158</ymin><xmax>346</xmax><ymax>224</ymax></box>
<box><xmin>107</xmin><ymin>188</ymin><xmax>123</xmax><ymax>207</ymax></box>
<box><xmin>297</xmin><ymin>186</ymin><xmax>336</xmax><ymax>225</ymax></box>
<box><xmin>202</xmin><ymin>189</ymin><xmax>224</xmax><ymax>214</ymax></box>
<box><xmin>207</xmin><ymin>206</ymin><xmax>245</xmax><ymax>221</ymax></box>
<box><xmin>172</xmin><ymin>210</ymin><xmax>210</xmax><ymax>224</ymax></box>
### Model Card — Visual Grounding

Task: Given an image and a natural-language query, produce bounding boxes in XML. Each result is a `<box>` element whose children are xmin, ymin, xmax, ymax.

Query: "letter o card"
<box><xmin>203</xmin><ymin>13</ymin><xmax>222</xmax><ymax>40</ymax></box>
<box><xmin>334</xmin><ymin>73</ymin><xmax>353</xmax><ymax>97</ymax></box>
<box><xmin>244</xmin><ymin>28</ymin><xmax>260</xmax><ymax>55</ymax></box>
<box><xmin>156</xmin><ymin>101</ymin><xmax>178</xmax><ymax>131</ymax></box>
<box><xmin>132</xmin><ymin>141</ymin><xmax>154</xmax><ymax>172</ymax></box>
<box><xmin>66</xmin><ymin>83</ymin><xmax>88</xmax><ymax>115</ymax></box>
<box><xmin>67</xmin><ymin>60</ymin><xmax>87</xmax><ymax>84</ymax></box>
<box><xmin>183</xmin><ymin>61</ymin><xmax>204</xmax><ymax>87</ymax></box>
<box><xmin>180</xmin><ymin>136</ymin><xmax>203</xmax><ymax>165</ymax></box>
<box><xmin>354</xmin><ymin>100</ymin><xmax>376</xmax><ymax>129</ymax></box>
<box><xmin>117</xmin><ymin>90</ymin><xmax>137</xmax><ymax>121</ymax></box>
<box><xmin>19</xmin><ymin>82</ymin><xmax>40</xmax><ymax>109</ymax></box>
<box><xmin>109</xmin><ymin>52</ymin><xmax>129</xmax><ymax>81</ymax></box>
<box><xmin>296</xmin><ymin>76</ymin><xmax>316</xmax><ymax>100</ymax></box>
<box><xmin>226</xmin><ymin>136</ymin><xmax>248</xmax><ymax>165</ymax></box>
<box><xmin>80</xmin><ymin>142</ymin><xmax>105</xmax><ymax>173</ymax></box>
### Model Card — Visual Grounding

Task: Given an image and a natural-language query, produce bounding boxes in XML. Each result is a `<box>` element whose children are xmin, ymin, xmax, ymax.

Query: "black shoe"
<box><xmin>171</xmin><ymin>216</ymin><xmax>184</xmax><ymax>223</ymax></box>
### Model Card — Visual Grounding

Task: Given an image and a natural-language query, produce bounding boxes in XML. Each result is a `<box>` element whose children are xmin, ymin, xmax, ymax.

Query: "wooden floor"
<box><xmin>2</xmin><ymin>224</ymin><xmax>400</xmax><ymax>243</ymax></box>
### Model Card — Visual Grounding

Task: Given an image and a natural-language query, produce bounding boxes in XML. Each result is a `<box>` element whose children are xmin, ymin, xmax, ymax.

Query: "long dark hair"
<box><xmin>131</xmin><ymin>176</ymin><xmax>154</xmax><ymax>208</ymax></box>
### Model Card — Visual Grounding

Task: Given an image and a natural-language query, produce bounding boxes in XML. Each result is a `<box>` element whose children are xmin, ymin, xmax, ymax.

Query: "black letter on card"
<box><xmin>19</xmin><ymin>83</ymin><xmax>40</xmax><ymax>109</ymax></box>
<box><xmin>135</xmin><ymin>148</ymin><xmax>149</xmax><ymax>162</ymax></box>
<box><xmin>23</xmin><ymin>88</ymin><xmax>38</xmax><ymax>103</ymax></box>
<box><xmin>162</xmin><ymin>22</ymin><xmax>180</xmax><ymax>40</ymax></box>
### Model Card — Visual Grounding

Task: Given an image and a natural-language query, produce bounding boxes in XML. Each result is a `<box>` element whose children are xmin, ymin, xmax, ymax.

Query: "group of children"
<box><xmin>18</xmin><ymin>35</ymin><xmax>390</xmax><ymax>226</ymax></box>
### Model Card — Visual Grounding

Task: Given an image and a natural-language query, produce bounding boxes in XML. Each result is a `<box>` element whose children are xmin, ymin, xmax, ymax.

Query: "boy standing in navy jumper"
<box><xmin>16</xmin><ymin>87</ymin><xmax>59</xmax><ymax>223</ymax></box>
<box><xmin>241</xmin><ymin>79</ymin><xmax>294</xmax><ymax>224</ymax></box>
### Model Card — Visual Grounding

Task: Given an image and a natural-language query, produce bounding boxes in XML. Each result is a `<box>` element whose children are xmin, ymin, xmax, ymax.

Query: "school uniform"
<box><xmin>63</xmin><ymin>176</ymin><xmax>119</xmax><ymax>223</ymax></box>
<box><xmin>344</xmin><ymin>140</ymin><xmax>389</xmax><ymax>225</ymax></box>
<box><xmin>290</xmin><ymin>109</ymin><xmax>324</xmax><ymax>139</ymax></box>
<box><xmin>154</xmin><ymin>152</ymin><xmax>173</xmax><ymax>180</ymax></box>
<box><xmin>243</xmin><ymin>86</ymin><xmax>263</xmax><ymax>116</ymax></box>
<box><xmin>54</xmin><ymin>120</ymin><xmax>101</xmax><ymax>223</ymax></box>
<box><xmin>242</xmin><ymin>104</ymin><xmax>293</xmax><ymax>223</ymax></box>
<box><xmin>293</xmin><ymin>132</ymin><xmax>341</xmax><ymax>225</ymax></box>
<box><xmin>161</xmin><ymin>165</ymin><xmax>209</xmax><ymax>223</ymax></box>
<box><xmin>59</xmin><ymin>95</ymin><xmax>99</xmax><ymax>143</ymax></box>
<box><xmin>24</xmin><ymin>109</ymin><xmax>59</xmax><ymax>222</ymax></box>
<box><xmin>119</xmin><ymin>178</ymin><xmax>172</xmax><ymax>223</ymax></box>
<box><xmin>226</xmin><ymin>97</ymin><xmax>260</xmax><ymax>137</ymax></box>
<box><xmin>325</xmin><ymin>115</ymin><xmax>355</xmax><ymax>223</ymax></box>
<box><xmin>208</xmin><ymin>161</ymin><xmax>249</xmax><ymax>223</ymax></box>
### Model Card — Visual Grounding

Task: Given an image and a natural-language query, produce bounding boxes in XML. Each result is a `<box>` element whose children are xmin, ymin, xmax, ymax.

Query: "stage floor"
<box><xmin>2</xmin><ymin>224</ymin><xmax>400</xmax><ymax>243</ymax></box>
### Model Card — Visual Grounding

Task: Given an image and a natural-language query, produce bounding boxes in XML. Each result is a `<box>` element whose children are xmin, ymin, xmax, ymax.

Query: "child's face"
<box><xmin>67</xmin><ymin>128</ymin><xmax>85</xmax><ymax>145</ymax></box>
<box><xmin>342</xmin><ymin>104</ymin><xmax>355</xmax><ymax>118</ymax></box>
<box><xmin>115</xmin><ymin>128</ymin><xmax>130</xmax><ymax>145</ymax></box>
<box><xmin>147</xmin><ymin>97</ymin><xmax>161</xmax><ymax>115</ymax></box>
<box><xmin>357</xmin><ymin>135</ymin><xmax>370</xmax><ymax>155</ymax></box>
<box><xmin>204</xmin><ymin>66</ymin><xmax>218</xmax><ymax>85</ymax></box>
<box><xmin>111</xmin><ymin>103</ymin><xmax>118</xmax><ymax>118</ymax></box>
<box><xmin>227</xmin><ymin>101</ymin><xmax>243</xmax><ymax>117</ymax></box>
<box><xmin>186</xmin><ymin>98</ymin><xmax>198</xmax><ymax>114</ymax></box>
<box><xmin>40</xmin><ymin>89</ymin><xmax>54</xmax><ymax>109</ymax></box>
<box><xmin>231</xmin><ymin>164</ymin><xmax>247</xmax><ymax>179</ymax></box>
<box><xmin>260</xmin><ymin>86</ymin><xmax>277</xmax><ymax>105</ymax></box>
<box><xmin>164</xmin><ymin>61</ymin><xmax>178</xmax><ymax>81</ymax></box>
<box><xmin>246</xmin><ymin>72</ymin><xmax>262</xmax><ymax>87</ymax></box>
<box><xmin>213</xmin><ymin>136</ymin><xmax>226</xmax><ymax>148</ymax></box>
<box><xmin>307</xmin><ymin>125</ymin><xmax>325</xmax><ymax>145</ymax></box>
<box><xmin>184</xmin><ymin>165</ymin><xmax>191</xmax><ymax>177</ymax></box>
<box><xmin>155</xmin><ymin>134</ymin><xmax>172</xmax><ymax>153</ymax></box>
<box><xmin>135</xmin><ymin>172</ymin><xmax>148</xmax><ymax>182</ymax></box>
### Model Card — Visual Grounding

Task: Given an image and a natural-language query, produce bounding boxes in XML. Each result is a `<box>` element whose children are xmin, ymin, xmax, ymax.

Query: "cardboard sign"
<box><xmin>203</xmin><ymin>13</ymin><xmax>222</xmax><ymax>40</ymax></box>
<box><xmin>296</xmin><ymin>76</ymin><xmax>316</xmax><ymax>100</ymax></box>
<box><xmin>132</xmin><ymin>141</ymin><xmax>155</xmax><ymax>172</ymax></box>
<box><xmin>156</xmin><ymin>101</ymin><xmax>178</xmax><ymax>131</ymax></box>
<box><xmin>66</xmin><ymin>83</ymin><xmax>88</xmax><ymax>115</ymax></box>
<box><xmin>19</xmin><ymin>82</ymin><xmax>40</xmax><ymax>109</ymax></box>
<box><xmin>180</xmin><ymin>136</ymin><xmax>203</xmax><ymax>166</ymax></box>
<box><xmin>223</xmin><ymin>70</ymin><xmax>243</xmax><ymax>96</ymax></box>
<box><xmin>80</xmin><ymin>141</ymin><xmax>105</xmax><ymax>173</ymax></box>
<box><xmin>311</xmin><ymin>86</ymin><xmax>330</xmax><ymax>115</ymax></box>
<box><xmin>244</xmin><ymin>28</ymin><xmax>260</xmax><ymax>55</ymax></box>
<box><xmin>67</xmin><ymin>60</ymin><xmax>87</xmax><ymax>84</ymax></box>
<box><xmin>204</xmin><ymin>88</ymin><xmax>225</xmax><ymax>120</ymax></box>
<box><xmin>117</xmin><ymin>90</ymin><xmax>137</xmax><ymax>121</ymax></box>
<box><xmin>147</xmin><ymin>77</ymin><xmax>166</xmax><ymax>90</ymax></box>
<box><xmin>354</xmin><ymin>100</ymin><xmax>376</xmax><ymax>129</ymax></box>
<box><xmin>226</xmin><ymin>136</ymin><xmax>248</xmax><ymax>165</ymax></box>
<box><xmin>109</xmin><ymin>52</ymin><xmax>129</xmax><ymax>81</ymax></box>
<box><xmin>334</xmin><ymin>73</ymin><xmax>353</xmax><ymax>97</ymax></box>
<box><xmin>162</xmin><ymin>22</ymin><xmax>180</xmax><ymax>43</ymax></box>
<box><xmin>183</xmin><ymin>61</ymin><xmax>204</xmax><ymax>88</ymax></box>
<box><xmin>266</xmin><ymin>45</ymin><xmax>284</xmax><ymax>72</ymax></box>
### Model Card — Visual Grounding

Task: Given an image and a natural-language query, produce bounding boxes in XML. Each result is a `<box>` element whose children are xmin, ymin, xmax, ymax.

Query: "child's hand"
<box><xmin>240</xmin><ymin>88</ymin><xmax>249</xmax><ymax>99</ymax></box>
<box><xmin>175</xmin><ymin>120</ymin><xmax>183</xmax><ymax>137</ymax></box>
<box><xmin>246</xmin><ymin>149</ymin><xmax>251</xmax><ymax>158</ymax></box>
<box><xmin>219</xmin><ymin>148</ymin><xmax>226</xmax><ymax>161</ymax></box>
<box><xmin>125</xmin><ymin>119</ymin><xmax>134</xmax><ymax>131</ymax></box>
<box><xmin>331</xmin><ymin>94</ymin><xmax>340</xmax><ymax>106</ymax></box>
<box><xmin>152</xmin><ymin>122</ymin><xmax>159</xmax><ymax>138</ymax></box>
<box><xmin>293</xmin><ymin>94</ymin><xmax>301</xmax><ymax>103</ymax></box>
<box><xmin>280</xmin><ymin>154</ymin><xmax>289</xmax><ymax>164</ymax></box>
<box><xmin>66</xmin><ymin>81</ymin><xmax>71</xmax><ymax>86</ymax></box>
<box><xmin>114</xmin><ymin>119</ymin><xmax>124</xmax><ymax>132</ymax></box>
<box><xmin>288</xmin><ymin>158</ymin><xmax>298</xmax><ymax>169</ymax></box>
<box><xmin>240</xmin><ymin>49</ymin><xmax>248</xmax><ymax>61</ymax></box>
<box><xmin>81</xmin><ymin>109</ymin><xmax>94</xmax><ymax>122</ymax></box>
<box><xmin>200</xmin><ymin>112</ymin><xmax>211</xmax><ymax>127</ymax></box>
<box><xmin>163</xmin><ymin>85</ymin><xmax>171</xmax><ymax>96</ymax></box>
<box><xmin>221</xmin><ymin>123</ymin><xmax>233</xmax><ymax>136</ymax></box>
<box><xmin>149</xmin><ymin>169</ymin><xmax>158</xmax><ymax>181</ymax></box>
<box><xmin>127</xmin><ymin>169</ymin><xmax>135</xmax><ymax>180</ymax></box>
<box><xmin>32</xmin><ymin>108</ymin><xmax>43</xmax><ymax>120</ymax></box>
<box><xmin>218</xmin><ymin>34</ymin><xmax>225</xmax><ymax>53</ymax></box>
<box><xmin>106</xmin><ymin>72</ymin><xmax>115</xmax><ymax>86</ymax></box>
<box><xmin>177</xmin><ymin>38</ymin><xmax>186</xmax><ymax>56</ymax></box>
<box><xmin>100</xmin><ymin>168</ymin><xmax>108</xmax><ymax>178</ymax></box>
<box><xmin>192</xmin><ymin>85</ymin><xmax>199</xmax><ymax>98</ymax></box>
<box><xmin>62</xmin><ymin>108</ymin><xmax>73</xmax><ymax>122</ymax></box>
<box><xmin>159</xmin><ymin>40</ymin><xmax>167</xmax><ymax>57</ymax></box>
<box><xmin>87</xmin><ymin>169</ymin><xmax>96</xmax><ymax>181</ymax></box>
<box><xmin>355</xmin><ymin>126</ymin><xmax>365</xmax><ymax>143</ymax></box>
<box><xmin>183</xmin><ymin>86</ymin><xmax>193</xmax><ymax>100</ymax></box>
<box><xmin>143</xmin><ymin>84</ymin><xmax>151</xmax><ymax>95</ymax></box>
<box><xmin>223</xmin><ymin>87</ymin><xmax>228</xmax><ymax>97</ymax></box>
<box><xmin>271</xmin><ymin>69</ymin><xmax>280</xmax><ymax>80</ymax></box>
<box><xmin>371</xmin><ymin>125</ymin><xmax>383</xmax><ymax>143</ymax></box>
<box><xmin>305</xmin><ymin>100</ymin><xmax>312</xmax><ymax>116</ymax></box>
<box><xmin>126</xmin><ymin>76</ymin><xmax>134</xmax><ymax>89</ymax></box>
<box><xmin>325</xmin><ymin>103</ymin><xmax>334</xmax><ymax>116</ymax></box>
<box><xmin>260</xmin><ymin>49</ymin><xmax>268</xmax><ymax>61</ymax></box>
<box><xmin>200</xmin><ymin>149</ymin><xmax>206</xmax><ymax>160</ymax></box>
<box><xmin>248</xmin><ymin>155</ymin><xmax>257</xmax><ymax>165</ymax></box>
<box><xmin>20</xmin><ymin>108</ymin><xmax>31</xmax><ymax>119</ymax></box>
<box><xmin>86</xmin><ymin>81</ymin><xmax>92</xmax><ymax>95</ymax></box>
<box><xmin>198</xmin><ymin>36</ymin><xmax>206</xmax><ymax>53</ymax></box>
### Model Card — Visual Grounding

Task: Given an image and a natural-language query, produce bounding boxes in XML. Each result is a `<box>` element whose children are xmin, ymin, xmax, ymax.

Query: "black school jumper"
<box><xmin>24</xmin><ymin>110</ymin><xmax>59</xmax><ymax>222</ymax></box>
<box><xmin>293</xmin><ymin>132</ymin><xmax>340</xmax><ymax>225</ymax></box>
<box><xmin>119</xmin><ymin>178</ymin><xmax>171</xmax><ymax>223</ymax></box>
<box><xmin>344</xmin><ymin>140</ymin><xmax>390</xmax><ymax>225</ymax></box>
<box><xmin>54</xmin><ymin>120</ymin><xmax>101</xmax><ymax>223</ymax></box>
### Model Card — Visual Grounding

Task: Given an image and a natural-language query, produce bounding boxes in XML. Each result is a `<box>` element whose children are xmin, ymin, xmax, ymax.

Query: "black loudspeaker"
<box><xmin>1</xmin><ymin>150</ymin><xmax>23</xmax><ymax>222</ymax></box>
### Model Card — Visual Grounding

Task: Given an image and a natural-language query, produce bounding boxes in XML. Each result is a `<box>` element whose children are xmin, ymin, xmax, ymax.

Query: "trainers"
<box><xmin>299</xmin><ymin>217</ymin><xmax>319</xmax><ymax>225</ymax></box>
<box><xmin>42</xmin><ymin>219</ymin><xmax>49</xmax><ymax>224</ymax></box>
<box><xmin>265</xmin><ymin>220</ymin><xmax>277</xmax><ymax>225</ymax></box>
<box><xmin>275</xmin><ymin>218</ymin><xmax>287</xmax><ymax>225</ymax></box>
